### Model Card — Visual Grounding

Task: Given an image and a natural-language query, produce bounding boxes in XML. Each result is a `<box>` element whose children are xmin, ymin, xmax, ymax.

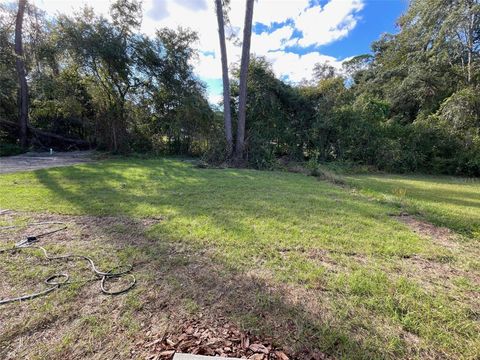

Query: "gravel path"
<box><xmin>0</xmin><ymin>151</ymin><xmax>94</xmax><ymax>174</ymax></box>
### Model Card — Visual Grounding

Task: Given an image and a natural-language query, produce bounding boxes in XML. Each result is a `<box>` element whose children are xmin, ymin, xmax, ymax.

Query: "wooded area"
<box><xmin>0</xmin><ymin>0</ymin><xmax>479</xmax><ymax>175</ymax></box>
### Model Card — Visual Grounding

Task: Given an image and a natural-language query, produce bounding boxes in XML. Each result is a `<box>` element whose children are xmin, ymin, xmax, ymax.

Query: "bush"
<box><xmin>0</xmin><ymin>142</ymin><xmax>24</xmax><ymax>157</ymax></box>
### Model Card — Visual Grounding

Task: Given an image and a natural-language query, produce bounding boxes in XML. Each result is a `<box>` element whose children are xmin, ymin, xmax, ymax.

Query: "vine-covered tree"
<box><xmin>15</xmin><ymin>0</ymin><xmax>28</xmax><ymax>149</ymax></box>
<box><xmin>234</xmin><ymin>0</ymin><xmax>255</xmax><ymax>163</ymax></box>
<box><xmin>215</xmin><ymin>0</ymin><xmax>233</xmax><ymax>156</ymax></box>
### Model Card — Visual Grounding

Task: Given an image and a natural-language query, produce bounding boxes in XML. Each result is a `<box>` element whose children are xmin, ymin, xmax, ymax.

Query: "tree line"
<box><xmin>1</xmin><ymin>0</ymin><xmax>214</xmax><ymax>155</ymax></box>
<box><xmin>1</xmin><ymin>0</ymin><xmax>479</xmax><ymax>175</ymax></box>
<box><xmin>209</xmin><ymin>0</ymin><xmax>479</xmax><ymax>175</ymax></box>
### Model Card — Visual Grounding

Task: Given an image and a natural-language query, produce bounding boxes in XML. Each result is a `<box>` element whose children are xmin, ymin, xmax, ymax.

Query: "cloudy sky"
<box><xmin>31</xmin><ymin>0</ymin><xmax>408</xmax><ymax>103</ymax></box>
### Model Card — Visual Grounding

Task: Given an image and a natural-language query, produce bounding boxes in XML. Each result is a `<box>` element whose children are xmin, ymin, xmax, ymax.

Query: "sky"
<box><xmin>27</xmin><ymin>0</ymin><xmax>409</xmax><ymax>103</ymax></box>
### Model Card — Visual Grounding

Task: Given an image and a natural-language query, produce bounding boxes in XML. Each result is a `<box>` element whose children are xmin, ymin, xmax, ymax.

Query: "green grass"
<box><xmin>0</xmin><ymin>158</ymin><xmax>479</xmax><ymax>359</ymax></box>
<box><xmin>342</xmin><ymin>173</ymin><xmax>480</xmax><ymax>238</ymax></box>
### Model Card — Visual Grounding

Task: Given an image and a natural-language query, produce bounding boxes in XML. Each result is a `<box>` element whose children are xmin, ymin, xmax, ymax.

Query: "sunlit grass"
<box><xmin>1</xmin><ymin>158</ymin><xmax>479</xmax><ymax>359</ymax></box>
<box><xmin>343</xmin><ymin>173</ymin><xmax>480</xmax><ymax>238</ymax></box>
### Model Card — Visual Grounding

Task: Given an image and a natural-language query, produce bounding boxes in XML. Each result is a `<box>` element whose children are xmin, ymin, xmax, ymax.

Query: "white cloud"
<box><xmin>195</xmin><ymin>52</ymin><xmax>221</xmax><ymax>79</ymax></box>
<box><xmin>147</xmin><ymin>0</ymin><xmax>169</xmax><ymax>20</ymax></box>
<box><xmin>290</xmin><ymin>0</ymin><xmax>364</xmax><ymax>47</ymax></box>
<box><xmin>207</xmin><ymin>93</ymin><xmax>223</xmax><ymax>105</ymax></box>
<box><xmin>252</xmin><ymin>24</ymin><xmax>295</xmax><ymax>54</ymax></box>
<box><xmin>229</xmin><ymin>0</ymin><xmax>309</xmax><ymax>28</ymax></box>
<box><xmin>35</xmin><ymin>0</ymin><xmax>111</xmax><ymax>17</ymax></box>
<box><xmin>265</xmin><ymin>51</ymin><xmax>342</xmax><ymax>83</ymax></box>
<box><xmin>30</xmin><ymin>0</ymin><xmax>364</xmax><ymax>88</ymax></box>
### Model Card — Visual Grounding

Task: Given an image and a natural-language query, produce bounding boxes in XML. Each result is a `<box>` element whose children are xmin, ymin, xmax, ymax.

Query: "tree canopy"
<box><xmin>1</xmin><ymin>0</ymin><xmax>479</xmax><ymax>175</ymax></box>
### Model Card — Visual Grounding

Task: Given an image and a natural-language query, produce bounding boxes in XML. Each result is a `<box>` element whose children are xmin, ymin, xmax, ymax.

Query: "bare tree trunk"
<box><xmin>215</xmin><ymin>0</ymin><xmax>233</xmax><ymax>157</ymax></box>
<box><xmin>466</xmin><ymin>9</ymin><xmax>474</xmax><ymax>84</ymax></box>
<box><xmin>15</xmin><ymin>0</ymin><xmax>28</xmax><ymax>149</ymax></box>
<box><xmin>234</xmin><ymin>0</ymin><xmax>254</xmax><ymax>163</ymax></box>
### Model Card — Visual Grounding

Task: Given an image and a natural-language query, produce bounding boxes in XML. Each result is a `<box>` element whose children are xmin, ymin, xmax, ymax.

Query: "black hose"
<box><xmin>0</xmin><ymin>222</ymin><xmax>136</xmax><ymax>305</ymax></box>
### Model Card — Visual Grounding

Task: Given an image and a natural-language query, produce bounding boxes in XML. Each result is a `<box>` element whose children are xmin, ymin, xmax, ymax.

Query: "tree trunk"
<box><xmin>15</xmin><ymin>0</ymin><xmax>28</xmax><ymax>149</ymax></box>
<box><xmin>215</xmin><ymin>0</ymin><xmax>233</xmax><ymax>156</ymax></box>
<box><xmin>234</xmin><ymin>0</ymin><xmax>254</xmax><ymax>163</ymax></box>
<box><xmin>466</xmin><ymin>9</ymin><xmax>474</xmax><ymax>84</ymax></box>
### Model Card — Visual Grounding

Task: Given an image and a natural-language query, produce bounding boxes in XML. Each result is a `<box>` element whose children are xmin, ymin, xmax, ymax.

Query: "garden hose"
<box><xmin>0</xmin><ymin>222</ymin><xmax>136</xmax><ymax>305</ymax></box>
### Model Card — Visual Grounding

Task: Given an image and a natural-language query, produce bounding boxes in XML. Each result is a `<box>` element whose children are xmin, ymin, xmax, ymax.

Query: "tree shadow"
<box><xmin>9</xmin><ymin>159</ymin><xmax>435</xmax><ymax>358</ymax></box>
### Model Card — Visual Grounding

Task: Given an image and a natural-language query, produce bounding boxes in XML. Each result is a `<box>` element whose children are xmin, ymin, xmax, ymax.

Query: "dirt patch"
<box><xmin>391</xmin><ymin>214</ymin><xmax>480</xmax><ymax>315</ymax></box>
<box><xmin>0</xmin><ymin>151</ymin><xmax>95</xmax><ymax>174</ymax></box>
<box><xmin>394</xmin><ymin>214</ymin><xmax>460</xmax><ymax>249</ymax></box>
<box><xmin>401</xmin><ymin>255</ymin><xmax>479</xmax><ymax>290</ymax></box>
<box><xmin>278</xmin><ymin>247</ymin><xmax>368</xmax><ymax>273</ymax></box>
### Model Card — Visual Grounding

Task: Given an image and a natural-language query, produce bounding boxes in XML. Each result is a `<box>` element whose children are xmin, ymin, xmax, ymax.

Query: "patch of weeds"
<box><xmin>392</xmin><ymin>187</ymin><xmax>407</xmax><ymax>198</ymax></box>
<box><xmin>312</xmin><ymin>165</ymin><xmax>347</xmax><ymax>185</ymax></box>
<box><xmin>164</xmin><ymin>274</ymin><xmax>182</xmax><ymax>290</ymax></box>
<box><xmin>81</xmin><ymin>315</ymin><xmax>110</xmax><ymax>338</ymax></box>
<box><xmin>465</xmin><ymin>258</ymin><xmax>480</xmax><ymax>272</ymax></box>
<box><xmin>427</xmin><ymin>253</ymin><xmax>456</xmax><ymax>264</ymax></box>
<box><xmin>119</xmin><ymin>311</ymin><xmax>141</xmax><ymax>335</ymax></box>
<box><xmin>125</xmin><ymin>290</ymin><xmax>143</xmax><ymax>311</ymax></box>
<box><xmin>183</xmin><ymin>298</ymin><xmax>200</xmax><ymax>314</ymax></box>
<box><xmin>52</xmin><ymin>333</ymin><xmax>76</xmax><ymax>357</ymax></box>
<box><xmin>452</xmin><ymin>276</ymin><xmax>479</xmax><ymax>291</ymax></box>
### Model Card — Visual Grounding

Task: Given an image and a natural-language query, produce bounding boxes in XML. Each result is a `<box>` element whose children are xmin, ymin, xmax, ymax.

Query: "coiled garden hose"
<box><xmin>0</xmin><ymin>222</ymin><xmax>136</xmax><ymax>305</ymax></box>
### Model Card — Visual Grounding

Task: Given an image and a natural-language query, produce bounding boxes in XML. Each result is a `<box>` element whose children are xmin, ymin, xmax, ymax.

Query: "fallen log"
<box><xmin>0</xmin><ymin>118</ymin><xmax>90</xmax><ymax>146</ymax></box>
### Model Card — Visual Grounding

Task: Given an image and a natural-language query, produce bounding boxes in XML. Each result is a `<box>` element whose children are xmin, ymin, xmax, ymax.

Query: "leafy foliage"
<box><xmin>0</xmin><ymin>0</ymin><xmax>213</xmax><ymax>154</ymax></box>
<box><xmin>0</xmin><ymin>0</ymin><xmax>478</xmax><ymax>175</ymax></box>
<box><xmin>224</xmin><ymin>0</ymin><xmax>480</xmax><ymax>175</ymax></box>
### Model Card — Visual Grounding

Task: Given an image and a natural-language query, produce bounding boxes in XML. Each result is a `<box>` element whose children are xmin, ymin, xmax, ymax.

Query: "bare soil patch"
<box><xmin>0</xmin><ymin>151</ymin><xmax>94</xmax><ymax>173</ymax></box>
<box><xmin>393</xmin><ymin>214</ymin><xmax>480</xmax><ymax>309</ymax></box>
<box><xmin>394</xmin><ymin>214</ymin><xmax>460</xmax><ymax>249</ymax></box>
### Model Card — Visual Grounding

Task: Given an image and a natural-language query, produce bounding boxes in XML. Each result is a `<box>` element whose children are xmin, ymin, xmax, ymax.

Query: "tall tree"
<box><xmin>215</xmin><ymin>0</ymin><xmax>233</xmax><ymax>156</ymax></box>
<box><xmin>234</xmin><ymin>0</ymin><xmax>254</xmax><ymax>163</ymax></box>
<box><xmin>59</xmin><ymin>1</ymin><xmax>142</xmax><ymax>152</ymax></box>
<box><xmin>15</xmin><ymin>0</ymin><xmax>28</xmax><ymax>149</ymax></box>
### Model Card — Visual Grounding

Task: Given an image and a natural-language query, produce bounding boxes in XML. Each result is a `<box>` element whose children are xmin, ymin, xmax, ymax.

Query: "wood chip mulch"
<box><xmin>139</xmin><ymin>318</ymin><xmax>294</xmax><ymax>360</ymax></box>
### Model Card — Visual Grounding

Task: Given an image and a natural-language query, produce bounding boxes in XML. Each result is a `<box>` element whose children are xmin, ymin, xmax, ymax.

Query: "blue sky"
<box><xmin>206</xmin><ymin>0</ymin><xmax>408</xmax><ymax>100</ymax></box>
<box><xmin>33</xmin><ymin>0</ymin><xmax>409</xmax><ymax>103</ymax></box>
<box><xmin>316</xmin><ymin>0</ymin><xmax>408</xmax><ymax>58</ymax></box>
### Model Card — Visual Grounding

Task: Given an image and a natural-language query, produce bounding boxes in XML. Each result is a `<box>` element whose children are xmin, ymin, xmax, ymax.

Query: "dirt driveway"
<box><xmin>0</xmin><ymin>151</ymin><xmax>94</xmax><ymax>174</ymax></box>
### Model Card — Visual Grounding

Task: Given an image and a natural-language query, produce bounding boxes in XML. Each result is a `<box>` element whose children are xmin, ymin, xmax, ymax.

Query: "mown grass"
<box><xmin>0</xmin><ymin>158</ymin><xmax>479</xmax><ymax>359</ymax></box>
<box><xmin>341</xmin><ymin>173</ymin><xmax>480</xmax><ymax>239</ymax></box>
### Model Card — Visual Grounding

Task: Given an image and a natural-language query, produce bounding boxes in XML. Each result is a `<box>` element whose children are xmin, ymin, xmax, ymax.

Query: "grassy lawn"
<box><xmin>0</xmin><ymin>158</ymin><xmax>479</xmax><ymax>359</ymax></box>
<box><xmin>343</xmin><ymin>173</ymin><xmax>480</xmax><ymax>239</ymax></box>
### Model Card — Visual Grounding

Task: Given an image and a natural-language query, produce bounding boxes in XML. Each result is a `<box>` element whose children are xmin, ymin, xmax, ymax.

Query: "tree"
<box><xmin>58</xmin><ymin>1</ymin><xmax>142</xmax><ymax>151</ymax></box>
<box><xmin>215</xmin><ymin>0</ymin><xmax>233</xmax><ymax>156</ymax></box>
<box><xmin>15</xmin><ymin>0</ymin><xmax>28</xmax><ymax>149</ymax></box>
<box><xmin>0</xmin><ymin>5</ymin><xmax>18</xmax><ymax>124</ymax></box>
<box><xmin>234</xmin><ymin>0</ymin><xmax>255</xmax><ymax>163</ymax></box>
<box><xmin>312</xmin><ymin>61</ymin><xmax>336</xmax><ymax>82</ymax></box>
<box><xmin>135</xmin><ymin>27</ymin><xmax>213</xmax><ymax>154</ymax></box>
<box><xmin>441</xmin><ymin>0</ymin><xmax>479</xmax><ymax>84</ymax></box>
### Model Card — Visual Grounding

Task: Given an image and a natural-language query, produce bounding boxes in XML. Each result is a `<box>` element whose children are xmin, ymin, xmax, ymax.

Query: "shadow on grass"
<box><xmin>13</xmin><ymin>159</ymin><xmax>430</xmax><ymax>359</ymax></box>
